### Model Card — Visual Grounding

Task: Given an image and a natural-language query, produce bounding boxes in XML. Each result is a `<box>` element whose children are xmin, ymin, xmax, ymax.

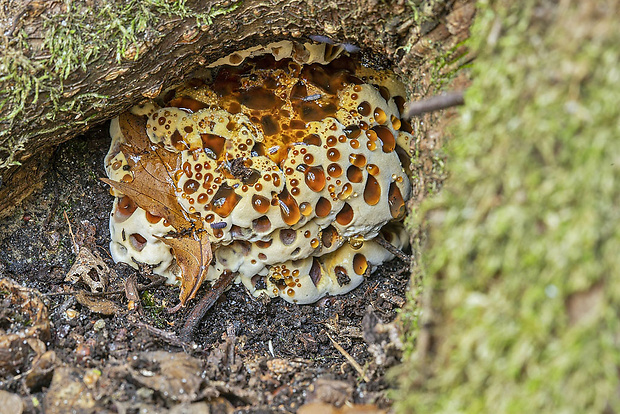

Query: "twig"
<box><xmin>403</xmin><ymin>91</ymin><xmax>465</xmax><ymax>118</ymax></box>
<box><xmin>374</xmin><ymin>237</ymin><xmax>411</xmax><ymax>263</ymax></box>
<box><xmin>137</xmin><ymin>322</ymin><xmax>186</xmax><ymax>348</ymax></box>
<box><xmin>179</xmin><ymin>271</ymin><xmax>237</xmax><ymax>343</ymax></box>
<box><xmin>327</xmin><ymin>333</ymin><xmax>370</xmax><ymax>382</ymax></box>
<box><xmin>44</xmin><ymin>277</ymin><xmax>166</xmax><ymax>298</ymax></box>
<box><xmin>63</xmin><ymin>210</ymin><xmax>78</xmax><ymax>253</ymax></box>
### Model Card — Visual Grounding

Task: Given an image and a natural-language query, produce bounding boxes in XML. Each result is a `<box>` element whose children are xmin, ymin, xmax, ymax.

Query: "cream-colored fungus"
<box><xmin>105</xmin><ymin>41</ymin><xmax>413</xmax><ymax>304</ymax></box>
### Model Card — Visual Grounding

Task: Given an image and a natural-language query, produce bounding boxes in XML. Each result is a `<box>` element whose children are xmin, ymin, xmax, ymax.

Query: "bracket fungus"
<box><xmin>104</xmin><ymin>41</ymin><xmax>414</xmax><ymax>306</ymax></box>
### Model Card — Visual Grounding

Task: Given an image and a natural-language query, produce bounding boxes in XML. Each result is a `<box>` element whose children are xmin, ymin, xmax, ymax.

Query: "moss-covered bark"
<box><xmin>396</xmin><ymin>0</ymin><xmax>620</xmax><ymax>412</ymax></box>
<box><xmin>0</xmin><ymin>0</ymin><xmax>461</xmax><ymax>218</ymax></box>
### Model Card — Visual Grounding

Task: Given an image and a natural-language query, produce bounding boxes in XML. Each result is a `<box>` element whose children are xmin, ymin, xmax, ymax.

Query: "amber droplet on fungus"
<box><xmin>353</xmin><ymin>254</ymin><xmax>368</xmax><ymax>275</ymax></box>
<box><xmin>363</xmin><ymin>175</ymin><xmax>381</xmax><ymax>206</ymax></box>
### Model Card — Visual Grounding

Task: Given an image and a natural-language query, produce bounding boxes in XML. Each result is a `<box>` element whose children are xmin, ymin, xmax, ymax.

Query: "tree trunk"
<box><xmin>0</xmin><ymin>0</ymin><xmax>474</xmax><ymax>218</ymax></box>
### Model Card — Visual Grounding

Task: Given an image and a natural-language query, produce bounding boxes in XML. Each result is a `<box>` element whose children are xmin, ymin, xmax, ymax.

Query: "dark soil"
<box><xmin>0</xmin><ymin>123</ymin><xmax>411</xmax><ymax>413</ymax></box>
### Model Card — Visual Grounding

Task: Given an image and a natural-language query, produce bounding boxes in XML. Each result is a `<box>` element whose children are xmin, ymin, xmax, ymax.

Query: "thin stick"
<box><xmin>374</xmin><ymin>237</ymin><xmax>411</xmax><ymax>263</ymax></box>
<box><xmin>327</xmin><ymin>333</ymin><xmax>370</xmax><ymax>382</ymax></box>
<box><xmin>63</xmin><ymin>210</ymin><xmax>78</xmax><ymax>253</ymax></box>
<box><xmin>44</xmin><ymin>277</ymin><xmax>166</xmax><ymax>298</ymax></box>
<box><xmin>403</xmin><ymin>91</ymin><xmax>465</xmax><ymax>118</ymax></box>
<box><xmin>137</xmin><ymin>322</ymin><xmax>186</xmax><ymax>348</ymax></box>
<box><xmin>179</xmin><ymin>271</ymin><xmax>237</xmax><ymax>343</ymax></box>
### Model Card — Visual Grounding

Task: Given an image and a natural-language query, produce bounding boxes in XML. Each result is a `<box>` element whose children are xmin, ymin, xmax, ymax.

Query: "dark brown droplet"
<box><xmin>117</xmin><ymin>196</ymin><xmax>137</xmax><ymax>219</ymax></box>
<box><xmin>256</xmin><ymin>240</ymin><xmax>273</xmax><ymax>248</ymax></box>
<box><xmin>373</xmin><ymin>126</ymin><xmax>395</xmax><ymax>152</ymax></box>
<box><xmin>129</xmin><ymin>233</ymin><xmax>147</xmax><ymax>251</ymax></box>
<box><xmin>278</xmin><ymin>187</ymin><xmax>301</xmax><ymax>226</ymax></box>
<box><xmin>261</xmin><ymin>115</ymin><xmax>280</xmax><ymax>136</ymax></box>
<box><xmin>335</xmin><ymin>203</ymin><xmax>353</xmax><ymax>225</ymax></box>
<box><xmin>303</xmin><ymin>134</ymin><xmax>322</xmax><ymax>146</ymax></box>
<box><xmin>357</xmin><ymin>101</ymin><xmax>371</xmax><ymax>116</ymax></box>
<box><xmin>346</xmin><ymin>165</ymin><xmax>363</xmax><ymax>183</ymax></box>
<box><xmin>315</xmin><ymin>197</ymin><xmax>332</xmax><ymax>217</ymax></box>
<box><xmin>363</xmin><ymin>175</ymin><xmax>381</xmax><ymax>206</ymax></box>
<box><xmin>388</xmin><ymin>182</ymin><xmax>406</xmax><ymax>219</ymax></box>
<box><xmin>169</xmin><ymin>96</ymin><xmax>209</xmax><ymax>113</ymax></box>
<box><xmin>200</xmin><ymin>134</ymin><xmax>226</xmax><ymax>157</ymax></box>
<box><xmin>209</xmin><ymin>183</ymin><xmax>241</xmax><ymax>218</ymax></box>
<box><xmin>183</xmin><ymin>179</ymin><xmax>200</xmax><ymax>195</ymax></box>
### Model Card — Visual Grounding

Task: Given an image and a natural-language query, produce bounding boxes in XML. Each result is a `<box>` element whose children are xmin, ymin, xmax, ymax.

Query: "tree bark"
<box><xmin>0</xmin><ymin>0</ymin><xmax>474</xmax><ymax>217</ymax></box>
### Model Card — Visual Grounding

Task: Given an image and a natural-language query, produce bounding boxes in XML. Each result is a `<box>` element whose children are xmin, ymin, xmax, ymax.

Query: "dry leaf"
<box><xmin>101</xmin><ymin>112</ymin><xmax>212</xmax><ymax>309</ymax></box>
<box><xmin>157</xmin><ymin>230</ymin><xmax>212</xmax><ymax>308</ymax></box>
<box><xmin>75</xmin><ymin>291</ymin><xmax>120</xmax><ymax>315</ymax></box>
<box><xmin>101</xmin><ymin>112</ymin><xmax>198</xmax><ymax>231</ymax></box>
<box><xmin>65</xmin><ymin>247</ymin><xmax>111</xmax><ymax>293</ymax></box>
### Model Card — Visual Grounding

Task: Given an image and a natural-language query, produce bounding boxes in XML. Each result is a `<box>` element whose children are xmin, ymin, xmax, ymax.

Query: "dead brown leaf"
<box><xmin>65</xmin><ymin>247</ymin><xmax>112</xmax><ymax>293</ymax></box>
<box><xmin>101</xmin><ymin>112</ymin><xmax>214</xmax><ymax>309</ymax></box>
<box><xmin>75</xmin><ymin>291</ymin><xmax>120</xmax><ymax>315</ymax></box>
<box><xmin>157</xmin><ymin>230</ymin><xmax>212</xmax><ymax>308</ymax></box>
<box><xmin>100</xmin><ymin>112</ymin><xmax>197</xmax><ymax>232</ymax></box>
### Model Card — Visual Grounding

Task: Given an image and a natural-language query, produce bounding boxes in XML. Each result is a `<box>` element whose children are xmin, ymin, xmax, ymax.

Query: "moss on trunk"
<box><xmin>396</xmin><ymin>0</ymin><xmax>620</xmax><ymax>412</ymax></box>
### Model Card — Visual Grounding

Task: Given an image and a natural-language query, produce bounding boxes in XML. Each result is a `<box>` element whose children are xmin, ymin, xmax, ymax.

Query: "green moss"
<box><xmin>396</xmin><ymin>0</ymin><xmax>620</xmax><ymax>412</ymax></box>
<box><xmin>0</xmin><ymin>0</ymin><xmax>239</xmax><ymax>168</ymax></box>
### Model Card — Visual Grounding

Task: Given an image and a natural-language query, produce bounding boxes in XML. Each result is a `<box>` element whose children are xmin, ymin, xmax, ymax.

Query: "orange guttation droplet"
<box><xmin>388</xmin><ymin>182</ymin><xmax>406</xmax><ymax>219</ymax></box>
<box><xmin>145</xmin><ymin>211</ymin><xmax>162</xmax><ymax>224</ymax></box>
<box><xmin>183</xmin><ymin>179</ymin><xmax>200</xmax><ymax>195</ymax></box>
<box><xmin>117</xmin><ymin>196</ymin><xmax>137</xmax><ymax>218</ymax></box>
<box><xmin>338</xmin><ymin>183</ymin><xmax>353</xmax><ymax>200</ymax></box>
<box><xmin>327</xmin><ymin>163</ymin><xmax>343</xmax><ymax>177</ymax></box>
<box><xmin>348</xmin><ymin>153</ymin><xmax>366</xmax><ymax>168</ymax></box>
<box><xmin>278</xmin><ymin>187</ymin><xmax>301</xmax><ymax>226</ymax></box>
<box><xmin>304</xmin><ymin>166</ymin><xmax>326</xmax><ymax>192</ymax></box>
<box><xmin>346</xmin><ymin>165</ymin><xmax>363</xmax><ymax>183</ymax></box>
<box><xmin>300</xmin><ymin>202</ymin><xmax>312</xmax><ymax>216</ymax></box>
<box><xmin>353</xmin><ymin>254</ymin><xmax>368</xmax><ymax>275</ymax></box>
<box><xmin>336</xmin><ymin>203</ymin><xmax>354</xmax><ymax>225</ymax></box>
<box><xmin>327</xmin><ymin>148</ymin><xmax>340</xmax><ymax>162</ymax></box>
<box><xmin>209</xmin><ymin>183</ymin><xmax>241</xmax><ymax>218</ymax></box>
<box><xmin>373</xmin><ymin>107</ymin><xmax>387</xmax><ymax>124</ymax></box>
<box><xmin>366</xmin><ymin>164</ymin><xmax>380</xmax><ymax>175</ymax></box>
<box><xmin>363</xmin><ymin>175</ymin><xmax>381</xmax><ymax>206</ymax></box>
<box><xmin>315</xmin><ymin>197</ymin><xmax>332</xmax><ymax>217</ymax></box>
<box><xmin>391</xmin><ymin>115</ymin><xmax>401</xmax><ymax>130</ymax></box>
<box><xmin>252</xmin><ymin>194</ymin><xmax>270</xmax><ymax>214</ymax></box>
<box><xmin>373</xmin><ymin>125</ymin><xmax>396</xmax><ymax>153</ymax></box>
<box><xmin>310</xmin><ymin>238</ymin><xmax>320</xmax><ymax>249</ymax></box>
<box><xmin>303</xmin><ymin>154</ymin><xmax>314</xmax><ymax>164</ymax></box>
